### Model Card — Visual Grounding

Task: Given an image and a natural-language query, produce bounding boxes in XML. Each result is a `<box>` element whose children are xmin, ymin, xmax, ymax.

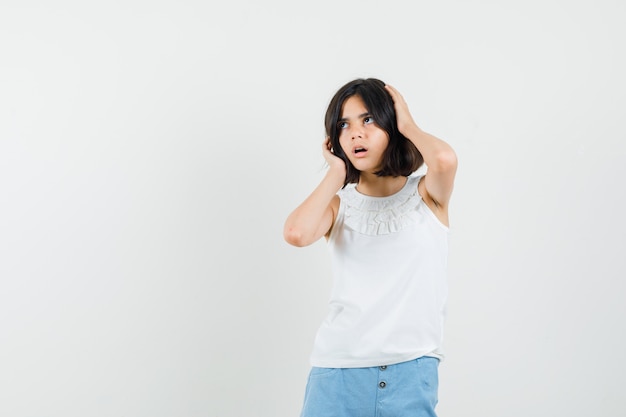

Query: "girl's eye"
<box><xmin>338</xmin><ymin>121</ymin><xmax>348</xmax><ymax>129</ymax></box>
<box><xmin>364</xmin><ymin>117</ymin><xmax>374</xmax><ymax>125</ymax></box>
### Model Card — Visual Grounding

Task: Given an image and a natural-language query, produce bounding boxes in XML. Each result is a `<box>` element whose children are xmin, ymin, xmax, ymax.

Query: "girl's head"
<box><xmin>325</xmin><ymin>78</ymin><xmax>423</xmax><ymax>186</ymax></box>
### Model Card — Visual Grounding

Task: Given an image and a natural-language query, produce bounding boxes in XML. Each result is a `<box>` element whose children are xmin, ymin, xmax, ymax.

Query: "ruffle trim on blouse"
<box><xmin>339</xmin><ymin>177</ymin><xmax>423</xmax><ymax>236</ymax></box>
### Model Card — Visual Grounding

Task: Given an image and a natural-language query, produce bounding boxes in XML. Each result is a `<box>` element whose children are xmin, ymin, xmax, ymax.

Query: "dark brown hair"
<box><xmin>325</xmin><ymin>78</ymin><xmax>423</xmax><ymax>186</ymax></box>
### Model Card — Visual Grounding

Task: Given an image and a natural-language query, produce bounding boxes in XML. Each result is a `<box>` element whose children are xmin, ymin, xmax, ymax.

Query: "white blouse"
<box><xmin>310</xmin><ymin>174</ymin><xmax>449</xmax><ymax>368</ymax></box>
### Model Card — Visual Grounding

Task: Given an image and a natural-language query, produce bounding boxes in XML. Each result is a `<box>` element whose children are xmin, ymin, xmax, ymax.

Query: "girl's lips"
<box><xmin>353</xmin><ymin>147</ymin><xmax>368</xmax><ymax>157</ymax></box>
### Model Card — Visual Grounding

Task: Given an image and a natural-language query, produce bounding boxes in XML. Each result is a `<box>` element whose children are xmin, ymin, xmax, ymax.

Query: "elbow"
<box><xmin>283</xmin><ymin>226</ymin><xmax>309</xmax><ymax>247</ymax></box>
<box><xmin>430</xmin><ymin>149</ymin><xmax>458</xmax><ymax>173</ymax></box>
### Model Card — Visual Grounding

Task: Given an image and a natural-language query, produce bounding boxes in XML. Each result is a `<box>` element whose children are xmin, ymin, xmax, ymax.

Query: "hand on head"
<box><xmin>385</xmin><ymin>84</ymin><xmax>419</xmax><ymax>136</ymax></box>
<box><xmin>323</xmin><ymin>136</ymin><xmax>347</xmax><ymax>176</ymax></box>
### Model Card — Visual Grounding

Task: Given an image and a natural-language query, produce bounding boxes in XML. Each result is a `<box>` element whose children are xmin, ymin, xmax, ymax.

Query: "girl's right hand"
<box><xmin>323</xmin><ymin>136</ymin><xmax>346</xmax><ymax>176</ymax></box>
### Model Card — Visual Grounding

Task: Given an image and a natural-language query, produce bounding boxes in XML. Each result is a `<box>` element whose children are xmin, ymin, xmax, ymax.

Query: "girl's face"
<box><xmin>338</xmin><ymin>95</ymin><xmax>389</xmax><ymax>174</ymax></box>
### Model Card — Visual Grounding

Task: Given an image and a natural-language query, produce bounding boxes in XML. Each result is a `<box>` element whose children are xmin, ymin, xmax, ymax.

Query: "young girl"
<box><xmin>284</xmin><ymin>78</ymin><xmax>457</xmax><ymax>417</ymax></box>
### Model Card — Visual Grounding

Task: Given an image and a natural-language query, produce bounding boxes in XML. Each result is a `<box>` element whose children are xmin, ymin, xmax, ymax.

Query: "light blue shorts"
<box><xmin>300</xmin><ymin>356</ymin><xmax>439</xmax><ymax>417</ymax></box>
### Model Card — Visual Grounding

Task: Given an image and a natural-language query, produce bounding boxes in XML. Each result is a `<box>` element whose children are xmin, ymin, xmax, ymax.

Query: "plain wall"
<box><xmin>1</xmin><ymin>0</ymin><xmax>625</xmax><ymax>416</ymax></box>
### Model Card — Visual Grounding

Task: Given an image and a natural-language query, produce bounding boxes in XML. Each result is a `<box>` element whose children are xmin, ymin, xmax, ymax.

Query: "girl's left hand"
<box><xmin>385</xmin><ymin>84</ymin><xmax>418</xmax><ymax>135</ymax></box>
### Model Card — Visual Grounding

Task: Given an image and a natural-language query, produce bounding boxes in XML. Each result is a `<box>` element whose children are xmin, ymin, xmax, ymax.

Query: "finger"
<box><xmin>385</xmin><ymin>84</ymin><xmax>404</xmax><ymax>101</ymax></box>
<box><xmin>323</xmin><ymin>137</ymin><xmax>333</xmax><ymax>153</ymax></box>
<box><xmin>385</xmin><ymin>84</ymin><xmax>398</xmax><ymax>96</ymax></box>
<box><xmin>385</xmin><ymin>86</ymin><xmax>403</xmax><ymax>105</ymax></box>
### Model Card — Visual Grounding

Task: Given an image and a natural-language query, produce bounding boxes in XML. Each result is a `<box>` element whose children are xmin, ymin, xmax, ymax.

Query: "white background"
<box><xmin>1</xmin><ymin>0</ymin><xmax>625</xmax><ymax>416</ymax></box>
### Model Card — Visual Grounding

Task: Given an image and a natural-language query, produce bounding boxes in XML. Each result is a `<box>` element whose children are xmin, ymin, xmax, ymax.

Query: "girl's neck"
<box><xmin>355</xmin><ymin>173</ymin><xmax>408</xmax><ymax>197</ymax></box>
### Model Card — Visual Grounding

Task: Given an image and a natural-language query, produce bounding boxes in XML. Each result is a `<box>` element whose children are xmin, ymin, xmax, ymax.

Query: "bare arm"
<box><xmin>283</xmin><ymin>137</ymin><xmax>346</xmax><ymax>247</ymax></box>
<box><xmin>385</xmin><ymin>85</ymin><xmax>457</xmax><ymax>209</ymax></box>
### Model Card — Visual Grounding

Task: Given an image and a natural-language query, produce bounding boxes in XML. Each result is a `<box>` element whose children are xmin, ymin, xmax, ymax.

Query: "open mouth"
<box><xmin>354</xmin><ymin>147</ymin><xmax>367</xmax><ymax>154</ymax></box>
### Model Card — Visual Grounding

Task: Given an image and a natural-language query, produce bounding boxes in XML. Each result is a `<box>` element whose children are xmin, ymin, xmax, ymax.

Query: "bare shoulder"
<box><xmin>418</xmin><ymin>175</ymin><xmax>450</xmax><ymax>227</ymax></box>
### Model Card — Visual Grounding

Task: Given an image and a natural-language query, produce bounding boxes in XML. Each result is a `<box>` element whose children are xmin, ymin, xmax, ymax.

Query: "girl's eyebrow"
<box><xmin>338</xmin><ymin>112</ymin><xmax>371</xmax><ymax>122</ymax></box>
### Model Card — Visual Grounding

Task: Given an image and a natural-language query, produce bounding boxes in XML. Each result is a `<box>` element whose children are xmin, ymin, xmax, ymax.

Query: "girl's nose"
<box><xmin>351</xmin><ymin>127</ymin><xmax>363</xmax><ymax>139</ymax></box>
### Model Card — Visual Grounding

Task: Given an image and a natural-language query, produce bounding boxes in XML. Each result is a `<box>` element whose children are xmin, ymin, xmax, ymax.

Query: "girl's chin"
<box><xmin>352</xmin><ymin>168</ymin><xmax>383</xmax><ymax>177</ymax></box>
<box><xmin>349</xmin><ymin>161</ymin><xmax>382</xmax><ymax>173</ymax></box>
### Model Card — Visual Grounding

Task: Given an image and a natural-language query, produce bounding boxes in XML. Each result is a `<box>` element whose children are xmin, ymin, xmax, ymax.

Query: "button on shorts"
<box><xmin>300</xmin><ymin>356</ymin><xmax>439</xmax><ymax>417</ymax></box>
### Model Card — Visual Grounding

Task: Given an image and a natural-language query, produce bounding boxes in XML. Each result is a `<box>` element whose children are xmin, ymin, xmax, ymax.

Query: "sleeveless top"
<box><xmin>310</xmin><ymin>174</ymin><xmax>449</xmax><ymax>368</ymax></box>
